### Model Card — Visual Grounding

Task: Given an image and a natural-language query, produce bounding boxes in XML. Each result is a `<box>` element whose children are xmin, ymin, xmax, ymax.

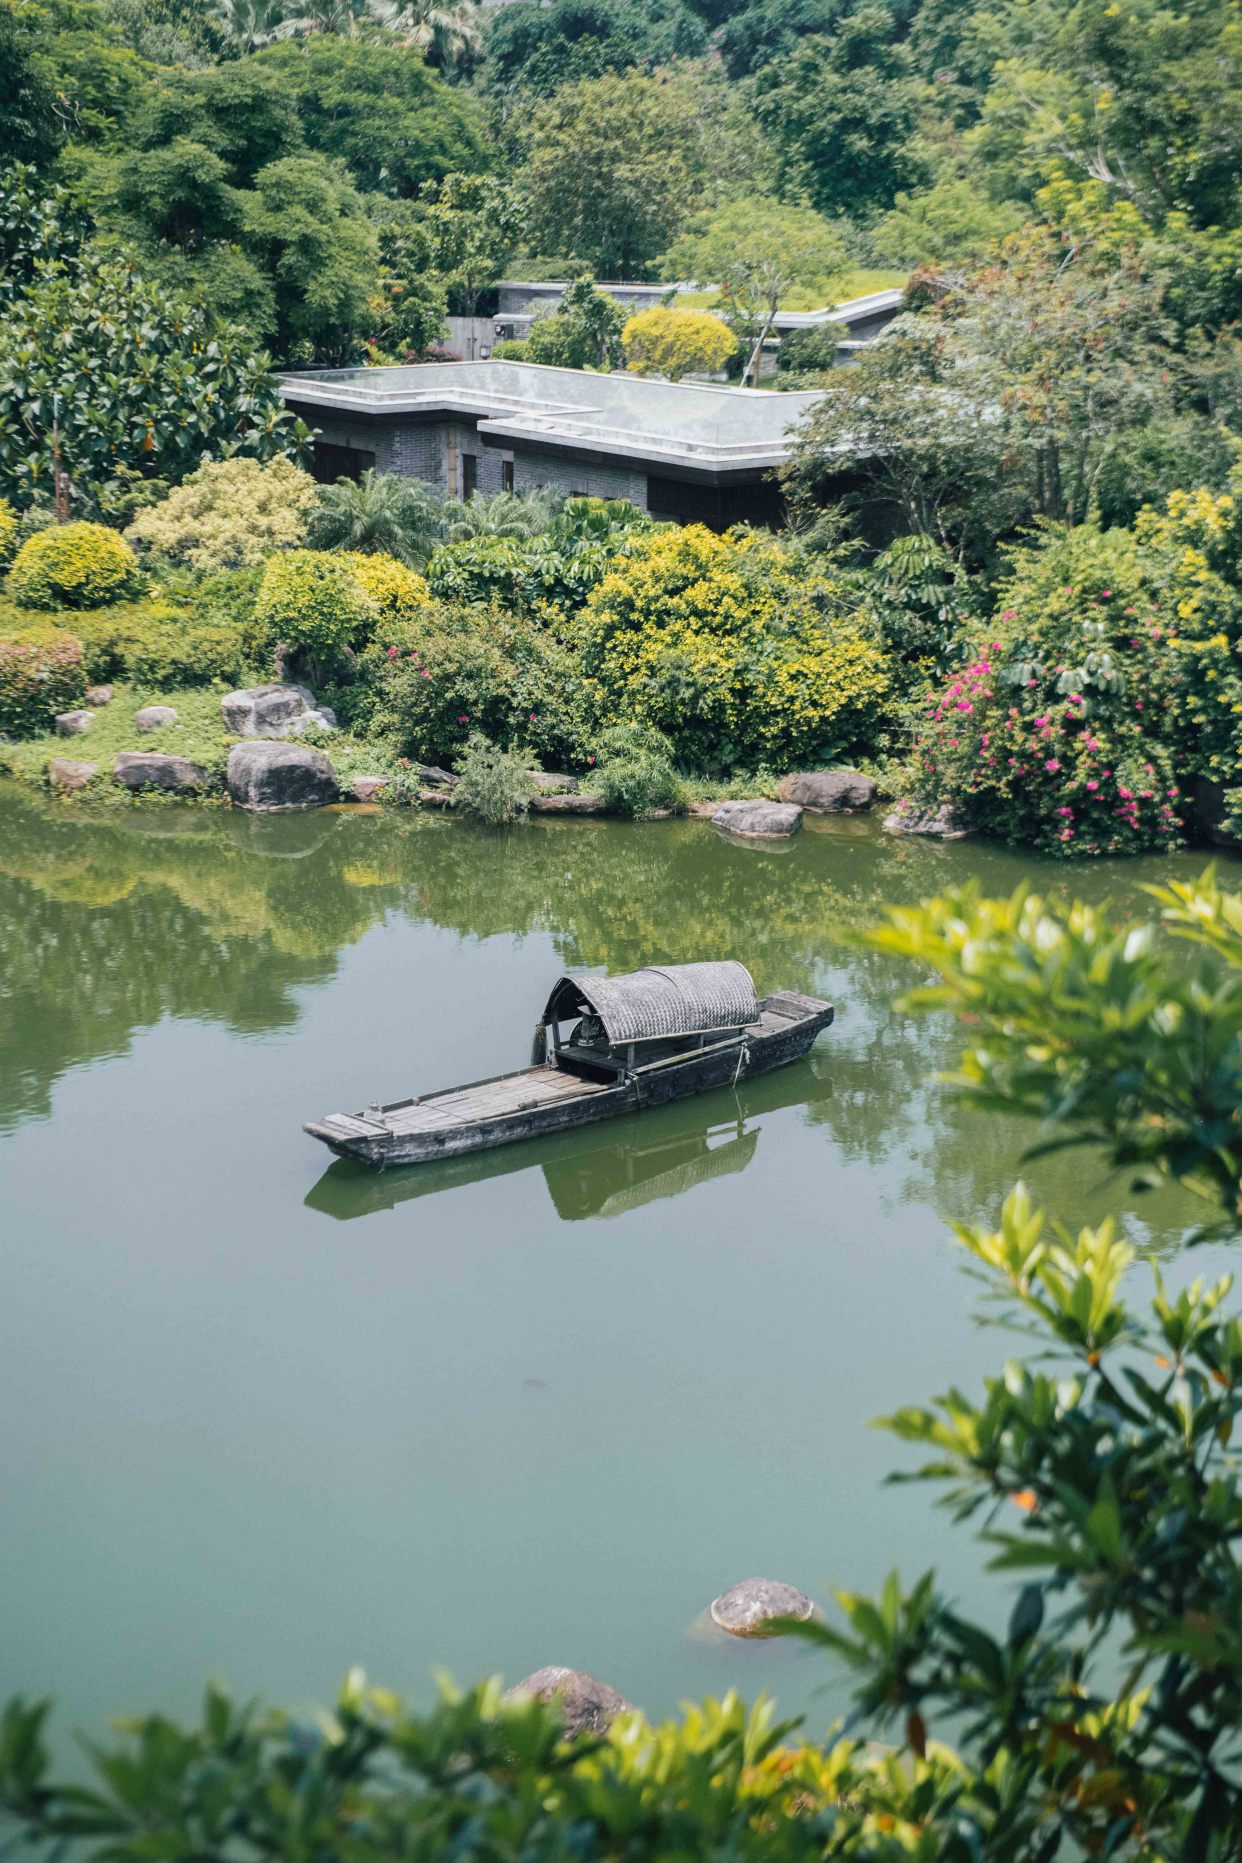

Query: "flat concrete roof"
<box><xmin>495</xmin><ymin>284</ymin><xmax>904</xmax><ymax>333</ymax></box>
<box><xmin>280</xmin><ymin>361</ymin><xmax>825</xmax><ymax>477</ymax></box>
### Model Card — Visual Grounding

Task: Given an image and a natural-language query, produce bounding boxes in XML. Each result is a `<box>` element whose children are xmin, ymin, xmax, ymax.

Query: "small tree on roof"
<box><xmin>662</xmin><ymin>197</ymin><xmax>847</xmax><ymax>386</ymax></box>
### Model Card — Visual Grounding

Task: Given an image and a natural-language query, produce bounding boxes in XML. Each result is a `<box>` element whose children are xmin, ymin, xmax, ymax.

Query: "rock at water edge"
<box><xmin>709</xmin><ymin>1578</ymin><xmax>814</xmax><ymax>1638</ymax></box>
<box><xmin>530</xmin><ymin>792</ymin><xmax>606</xmax><ymax>814</ymax></box>
<box><xmin>504</xmin><ymin>1668</ymin><xmax>635</xmax><ymax>1738</ymax></box>
<box><xmin>712</xmin><ymin>799</ymin><xmax>803</xmax><ymax>838</ymax></box>
<box><xmin>883</xmin><ymin>801</ymin><xmax>968</xmax><ymax>839</ymax></box>
<box><xmin>527</xmin><ymin>770</ymin><xmax>578</xmax><ymax>794</ymax></box>
<box><xmin>350</xmin><ymin>776</ymin><xmax>390</xmax><ymax>802</ymax></box>
<box><xmin>113</xmin><ymin>751</ymin><xmax>208</xmax><ymax>793</ymax></box>
<box><xmin>48</xmin><ymin>758</ymin><xmax>98</xmax><ymax>793</ymax></box>
<box><xmin>221</xmin><ymin>683</ymin><xmax>336</xmax><ymax>738</ymax></box>
<box><xmin>135</xmin><ymin>704</ymin><xmax>179</xmax><ymax>733</ymax></box>
<box><xmin>778</xmin><ymin>769</ymin><xmax>876</xmax><ymax>812</ymax></box>
<box><xmin>55</xmin><ymin>710</ymin><xmax>92</xmax><ymax>737</ymax></box>
<box><xmin>226</xmin><ymin>740</ymin><xmax>337</xmax><ymax>811</ymax></box>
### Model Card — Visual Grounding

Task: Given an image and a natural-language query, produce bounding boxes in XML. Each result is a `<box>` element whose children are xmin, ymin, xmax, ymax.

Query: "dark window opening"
<box><xmin>462</xmin><ymin>453</ymin><xmax>478</xmax><ymax>499</ymax></box>
<box><xmin>501</xmin><ymin>459</ymin><xmax>514</xmax><ymax>493</ymax></box>
<box><xmin>646</xmin><ymin>475</ymin><xmax>786</xmax><ymax>531</ymax></box>
<box><xmin>311</xmin><ymin>440</ymin><xmax>376</xmax><ymax>485</ymax></box>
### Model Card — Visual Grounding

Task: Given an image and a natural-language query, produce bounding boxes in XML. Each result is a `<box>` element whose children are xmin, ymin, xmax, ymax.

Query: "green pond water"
<box><xmin>0</xmin><ymin>784</ymin><xmax>1233</xmax><ymax>1742</ymax></box>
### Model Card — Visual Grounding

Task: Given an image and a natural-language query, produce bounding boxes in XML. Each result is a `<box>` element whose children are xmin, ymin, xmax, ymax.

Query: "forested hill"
<box><xmin>4</xmin><ymin>0</ymin><xmax>1241</xmax><ymax>367</ymax></box>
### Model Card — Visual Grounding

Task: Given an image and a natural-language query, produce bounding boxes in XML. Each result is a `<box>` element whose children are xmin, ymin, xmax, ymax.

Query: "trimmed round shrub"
<box><xmin>0</xmin><ymin>637</ymin><xmax>87</xmax><ymax>737</ymax></box>
<box><xmin>253</xmin><ymin>550</ymin><xmax>375</xmax><ymax>663</ymax></box>
<box><xmin>344</xmin><ymin>552</ymin><xmax>431</xmax><ymax>627</ymax></box>
<box><xmin>8</xmin><ymin>522</ymin><xmax>141</xmax><ymax>610</ymax></box>
<box><xmin>0</xmin><ymin>499</ymin><xmax>16</xmax><ymax>568</ymax></box>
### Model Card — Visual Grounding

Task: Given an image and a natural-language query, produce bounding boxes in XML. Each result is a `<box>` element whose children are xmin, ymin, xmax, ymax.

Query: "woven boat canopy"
<box><xmin>543</xmin><ymin>961</ymin><xmax>759</xmax><ymax>1046</ymax></box>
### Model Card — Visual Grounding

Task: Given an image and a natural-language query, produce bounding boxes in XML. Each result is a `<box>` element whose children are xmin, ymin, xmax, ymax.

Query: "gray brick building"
<box><xmin>280</xmin><ymin>360</ymin><xmax>830</xmax><ymax>527</ymax></box>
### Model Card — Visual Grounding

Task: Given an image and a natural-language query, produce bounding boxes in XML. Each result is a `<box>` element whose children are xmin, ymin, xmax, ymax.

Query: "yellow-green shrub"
<box><xmin>0</xmin><ymin>500</ymin><xmax>16</xmax><ymax>569</ymax></box>
<box><xmin>622</xmin><ymin>306</ymin><xmax>738</xmax><ymax>380</ymax></box>
<box><xmin>578</xmin><ymin>525</ymin><xmax>891</xmax><ymax>770</ymax></box>
<box><xmin>0</xmin><ymin>636</ymin><xmax>86</xmax><ymax>736</ymax></box>
<box><xmin>8</xmin><ymin>522</ymin><xmax>141</xmax><ymax>610</ymax></box>
<box><xmin>124</xmin><ymin>457</ymin><xmax>318</xmax><ymax>572</ymax></box>
<box><xmin>254</xmin><ymin>550</ymin><xmax>375</xmax><ymax>663</ymax></box>
<box><xmin>343</xmin><ymin>553</ymin><xmax>431</xmax><ymax>628</ymax></box>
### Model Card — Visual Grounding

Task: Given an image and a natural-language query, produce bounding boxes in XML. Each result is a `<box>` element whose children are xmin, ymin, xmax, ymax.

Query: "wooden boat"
<box><xmin>304</xmin><ymin>961</ymin><xmax>833</xmax><ymax>1169</ymax></box>
<box><xmin>304</xmin><ymin>1045</ymin><xmax>837</xmax><ymax>1220</ymax></box>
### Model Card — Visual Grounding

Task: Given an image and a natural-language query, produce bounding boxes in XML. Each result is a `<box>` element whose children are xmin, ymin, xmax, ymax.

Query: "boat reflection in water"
<box><xmin>305</xmin><ymin>1048</ymin><xmax>834</xmax><ymax>1225</ymax></box>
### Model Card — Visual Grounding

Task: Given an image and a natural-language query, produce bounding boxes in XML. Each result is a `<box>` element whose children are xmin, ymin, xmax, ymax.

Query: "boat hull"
<box><xmin>305</xmin><ymin>992</ymin><xmax>832</xmax><ymax>1169</ymax></box>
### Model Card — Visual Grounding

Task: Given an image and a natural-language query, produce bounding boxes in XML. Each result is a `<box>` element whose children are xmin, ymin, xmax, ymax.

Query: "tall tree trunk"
<box><xmin>744</xmin><ymin>305</ymin><xmax>776</xmax><ymax>388</ymax></box>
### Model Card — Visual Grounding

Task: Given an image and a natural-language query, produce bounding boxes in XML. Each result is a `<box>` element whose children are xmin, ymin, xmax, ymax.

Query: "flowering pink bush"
<box><xmin>912</xmin><ymin>529</ymin><xmax>1184</xmax><ymax>857</ymax></box>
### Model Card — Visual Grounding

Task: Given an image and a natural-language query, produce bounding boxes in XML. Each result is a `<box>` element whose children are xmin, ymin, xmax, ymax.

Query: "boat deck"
<box><xmin>314</xmin><ymin>1066</ymin><xmax>611</xmax><ymax>1145</ymax></box>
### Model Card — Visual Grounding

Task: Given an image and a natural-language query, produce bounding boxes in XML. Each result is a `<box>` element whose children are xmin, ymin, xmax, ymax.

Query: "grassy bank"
<box><xmin>0</xmin><ymin>684</ymin><xmax>411</xmax><ymax>800</ymax></box>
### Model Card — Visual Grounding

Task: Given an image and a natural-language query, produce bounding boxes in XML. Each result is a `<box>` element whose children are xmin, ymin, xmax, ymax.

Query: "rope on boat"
<box><xmin>728</xmin><ymin>1036</ymin><xmax>750</xmax><ymax>1120</ymax></box>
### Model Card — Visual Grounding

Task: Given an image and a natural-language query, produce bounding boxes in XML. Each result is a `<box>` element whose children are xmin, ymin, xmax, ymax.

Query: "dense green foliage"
<box><xmin>579</xmin><ymin>525</ymin><xmax>891</xmax><ymax>770</ymax></box>
<box><xmin>905</xmin><ymin>476</ymin><xmax>1242</xmax><ymax>853</ymax></box>
<box><xmin>451</xmin><ymin>729</ymin><xmax>534</xmax><ymax>823</ymax></box>
<box><xmin>361</xmin><ymin>596</ymin><xmax>587</xmax><ymax>768</ymax></box>
<box><xmin>0</xmin><ymin>232</ymin><xmax>296</xmax><ymax>506</ymax></box>
<box><xmin>0</xmin><ymin>634</ymin><xmax>85</xmax><ymax>734</ymax></box>
<box><xmin>592</xmin><ymin>720</ymin><xmax>685</xmax><ymax>816</ymax></box>
<box><xmin>8</xmin><ymin>876</ymin><xmax>1242</xmax><ymax>1852</ymax></box>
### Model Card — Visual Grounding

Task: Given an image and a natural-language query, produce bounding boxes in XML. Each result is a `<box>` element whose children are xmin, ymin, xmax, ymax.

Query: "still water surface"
<box><xmin>0</xmin><ymin>786</ymin><xmax>1230</xmax><ymax>1739</ymax></box>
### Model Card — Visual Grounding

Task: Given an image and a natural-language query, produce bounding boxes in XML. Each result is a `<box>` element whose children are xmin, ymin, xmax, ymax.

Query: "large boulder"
<box><xmin>418</xmin><ymin>764</ymin><xmax>458</xmax><ymax>789</ymax></box>
<box><xmin>709</xmin><ymin>1578</ymin><xmax>815</xmax><ymax>1639</ymax></box>
<box><xmin>712</xmin><ymin>800</ymin><xmax>802</xmax><ymax>838</ymax></box>
<box><xmin>504</xmin><ymin>1668</ymin><xmax>635</xmax><ymax>1738</ymax></box>
<box><xmin>531</xmin><ymin>792</ymin><xmax>606</xmax><ymax>814</ymax></box>
<box><xmin>221</xmin><ymin>683</ymin><xmax>336</xmax><ymax>738</ymax></box>
<box><xmin>778</xmin><ymin>769</ymin><xmax>876</xmax><ymax>813</ymax></box>
<box><xmin>135</xmin><ymin>704</ymin><xmax>178</xmax><ymax>733</ymax></box>
<box><xmin>113</xmin><ymin>750</ymin><xmax>207</xmax><ymax>793</ymax></box>
<box><xmin>84</xmin><ymin>684</ymin><xmax>113</xmax><ymax>707</ymax></box>
<box><xmin>54</xmin><ymin>709</ymin><xmax>92</xmax><ymax>737</ymax></box>
<box><xmin>48</xmin><ymin>757</ymin><xmax>97</xmax><ymax>794</ymax></box>
<box><xmin>527</xmin><ymin>770</ymin><xmax>578</xmax><ymax>794</ymax></box>
<box><xmin>227</xmin><ymin>740</ymin><xmax>337</xmax><ymax>811</ymax></box>
<box><xmin>884</xmin><ymin>800</ymin><xmax>968</xmax><ymax>840</ymax></box>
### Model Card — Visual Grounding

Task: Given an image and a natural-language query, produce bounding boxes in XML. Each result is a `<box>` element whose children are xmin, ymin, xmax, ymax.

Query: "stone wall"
<box><xmin>510</xmin><ymin>451</ymin><xmax>649</xmax><ymax>509</ymax></box>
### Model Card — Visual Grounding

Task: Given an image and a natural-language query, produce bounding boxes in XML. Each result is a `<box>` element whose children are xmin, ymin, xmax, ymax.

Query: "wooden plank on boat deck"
<box><xmin>381</xmin><ymin>1070</ymin><xmax>606</xmax><ymax>1135</ymax></box>
<box><xmin>322</xmin><ymin>1113</ymin><xmax>387</xmax><ymax>1138</ymax></box>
